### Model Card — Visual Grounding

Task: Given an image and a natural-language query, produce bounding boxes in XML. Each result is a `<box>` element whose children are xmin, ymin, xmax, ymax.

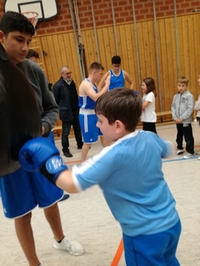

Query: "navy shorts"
<box><xmin>0</xmin><ymin>168</ymin><xmax>64</xmax><ymax>218</ymax></box>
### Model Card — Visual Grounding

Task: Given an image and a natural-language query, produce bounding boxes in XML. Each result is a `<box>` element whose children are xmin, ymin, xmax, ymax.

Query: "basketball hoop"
<box><xmin>22</xmin><ymin>12</ymin><xmax>39</xmax><ymax>28</ymax></box>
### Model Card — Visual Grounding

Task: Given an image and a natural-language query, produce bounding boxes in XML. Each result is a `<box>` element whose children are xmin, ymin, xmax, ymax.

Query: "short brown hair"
<box><xmin>89</xmin><ymin>62</ymin><xmax>104</xmax><ymax>72</ymax></box>
<box><xmin>177</xmin><ymin>76</ymin><xmax>189</xmax><ymax>86</ymax></box>
<box><xmin>26</xmin><ymin>49</ymin><xmax>39</xmax><ymax>59</ymax></box>
<box><xmin>95</xmin><ymin>88</ymin><xmax>142</xmax><ymax>132</ymax></box>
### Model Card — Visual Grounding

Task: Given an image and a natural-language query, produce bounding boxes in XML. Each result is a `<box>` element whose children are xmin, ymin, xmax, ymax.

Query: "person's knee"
<box><xmin>83</xmin><ymin>143</ymin><xmax>91</xmax><ymax>149</ymax></box>
<box><xmin>44</xmin><ymin>203</ymin><xmax>58</xmax><ymax>213</ymax></box>
<box><xmin>15</xmin><ymin>212</ymin><xmax>32</xmax><ymax>225</ymax></box>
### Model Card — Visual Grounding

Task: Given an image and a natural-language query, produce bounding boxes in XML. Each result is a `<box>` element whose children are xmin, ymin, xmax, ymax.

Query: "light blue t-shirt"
<box><xmin>72</xmin><ymin>130</ymin><xmax>179</xmax><ymax>237</ymax></box>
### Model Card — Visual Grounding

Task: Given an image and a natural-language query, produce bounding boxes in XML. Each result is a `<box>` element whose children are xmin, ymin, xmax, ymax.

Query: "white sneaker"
<box><xmin>198</xmin><ymin>157</ymin><xmax>200</xmax><ymax>160</ymax></box>
<box><xmin>54</xmin><ymin>236</ymin><xmax>84</xmax><ymax>256</ymax></box>
<box><xmin>177</xmin><ymin>149</ymin><xmax>184</xmax><ymax>155</ymax></box>
<box><xmin>183</xmin><ymin>153</ymin><xmax>193</xmax><ymax>159</ymax></box>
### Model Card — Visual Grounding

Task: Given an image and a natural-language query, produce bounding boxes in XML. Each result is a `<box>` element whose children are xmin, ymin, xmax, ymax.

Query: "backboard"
<box><xmin>4</xmin><ymin>0</ymin><xmax>58</xmax><ymax>20</ymax></box>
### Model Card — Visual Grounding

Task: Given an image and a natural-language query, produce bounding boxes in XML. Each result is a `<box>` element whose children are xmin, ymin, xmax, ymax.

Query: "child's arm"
<box><xmin>171</xmin><ymin>95</ymin><xmax>182</xmax><ymax>123</ymax></box>
<box><xmin>179</xmin><ymin>94</ymin><xmax>194</xmax><ymax>121</ymax></box>
<box><xmin>161</xmin><ymin>140</ymin><xmax>174</xmax><ymax>158</ymax></box>
<box><xmin>55</xmin><ymin>170</ymin><xmax>79</xmax><ymax>193</ymax></box>
<box><xmin>80</xmin><ymin>74</ymin><xmax>110</xmax><ymax>102</ymax></box>
<box><xmin>123</xmin><ymin>71</ymin><xmax>134</xmax><ymax>90</ymax></box>
<box><xmin>155</xmin><ymin>135</ymin><xmax>174</xmax><ymax>158</ymax></box>
<box><xmin>142</xmin><ymin>100</ymin><xmax>150</xmax><ymax>109</ymax></box>
<box><xmin>142</xmin><ymin>92</ymin><xmax>154</xmax><ymax>109</ymax></box>
<box><xmin>19</xmin><ymin>137</ymin><xmax>114</xmax><ymax>194</ymax></box>
<box><xmin>171</xmin><ymin>95</ymin><xmax>178</xmax><ymax>121</ymax></box>
<box><xmin>98</xmin><ymin>71</ymin><xmax>110</xmax><ymax>91</ymax></box>
<box><xmin>19</xmin><ymin>137</ymin><xmax>79</xmax><ymax>193</ymax></box>
<box><xmin>194</xmin><ymin>95</ymin><xmax>200</xmax><ymax>110</ymax></box>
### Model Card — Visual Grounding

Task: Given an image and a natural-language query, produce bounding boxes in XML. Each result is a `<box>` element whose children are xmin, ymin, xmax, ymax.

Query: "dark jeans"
<box><xmin>176</xmin><ymin>123</ymin><xmax>194</xmax><ymax>154</ymax></box>
<box><xmin>143</xmin><ymin>122</ymin><xmax>157</xmax><ymax>134</ymax></box>
<box><xmin>61</xmin><ymin>110</ymin><xmax>82</xmax><ymax>153</ymax></box>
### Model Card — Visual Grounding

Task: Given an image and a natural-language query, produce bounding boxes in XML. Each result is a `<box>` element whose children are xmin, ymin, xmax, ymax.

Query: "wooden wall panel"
<box><xmin>98</xmin><ymin>26</ymin><xmax>116</xmax><ymax>69</ymax></box>
<box><xmin>96</xmin><ymin>28</ymin><xmax>107</xmax><ymax>67</ymax></box>
<box><xmin>136</xmin><ymin>20</ymin><xmax>159</xmax><ymax>108</ymax></box>
<box><xmin>165</xmin><ymin>18</ymin><xmax>177</xmax><ymax>97</ymax></box>
<box><xmin>39</xmin><ymin>33</ymin><xmax>82</xmax><ymax>87</ymax></box>
<box><xmin>81</xmin><ymin>30</ymin><xmax>97</xmax><ymax>67</ymax></box>
<box><xmin>157</xmin><ymin>18</ymin><xmax>177</xmax><ymax>112</ymax></box>
<box><xmin>193</xmin><ymin>14</ymin><xmax>200</xmax><ymax>98</ymax></box>
<box><xmin>124</xmin><ymin>23</ymin><xmax>138</xmax><ymax>91</ymax></box>
<box><xmin>30</xmin><ymin>37</ymin><xmax>46</xmax><ymax>73</ymax></box>
<box><xmin>177</xmin><ymin>14</ymin><xmax>200</xmax><ymax>102</ymax></box>
<box><xmin>39</xmin><ymin>13</ymin><xmax>200</xmax><ymax>121</ymax></box>
<box><xmin>188</xmin><ymin>15</ymin><xmax>196</xmax><ymax>88</ymax></box>
<box><xmin>158</xmin><ymin>19</ymin><xmax>167</xmax><ymax>112</ymax></box>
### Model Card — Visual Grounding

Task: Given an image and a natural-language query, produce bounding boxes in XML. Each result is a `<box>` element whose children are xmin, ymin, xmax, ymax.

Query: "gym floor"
<box><xmin>1</xmin><ymin>122</ymin><xmax>200</xmax><ymax>265</ymax></box>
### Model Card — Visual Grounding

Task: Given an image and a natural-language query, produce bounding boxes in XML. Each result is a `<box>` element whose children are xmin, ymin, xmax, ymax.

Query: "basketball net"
<box><xmin>22</xmin><ymin>12</ymin><xmax>39</xmax><ymax>28</ymax></box>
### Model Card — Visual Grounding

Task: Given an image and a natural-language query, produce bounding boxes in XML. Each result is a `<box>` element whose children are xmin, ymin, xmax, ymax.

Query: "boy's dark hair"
<box><xmin>112</xmin><ymin>55</ymin><xmax>121</xmax><ymax>65</ymax></box>
<box><xmin>26</xmin><ymin>49</ymin><xmax>39</xmax><ymax>59</ymax></box>
<box><xmin>0</xmin><ymin>11</ymin><xmax>35</xmax><ymax>36</ymax></box>
<box><xmin>89</xmin><ymin>62</ymin><xmax>104</xmax><ymax>71</ymax></box>
<box><xmin>143</xmin><ymin>77</ymin><xmax>157</xmax><ymax>97</ymax></box>
<box><xmin>177</xmin><ymin>76</ymin><xmax>189</xmax><ymax>86</ymax></box>
<box><xmin>95</xmin><ymin>88</ymin><xmax>142</xmax><ymax>132</ymax></box>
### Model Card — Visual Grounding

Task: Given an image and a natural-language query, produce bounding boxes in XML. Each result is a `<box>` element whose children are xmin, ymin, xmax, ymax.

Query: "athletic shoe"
<box><xmin>77</xmin><ymin>143</ymin><xmax>83</xmax><ymax>150</ymax></box>
<box><xmin>183</xmin><ymin>153</ymin><xmax>193</xmax><ymax>159</ymax></box>
<box><xmin>54</xmin><ymin>237</ymin><xmax>84</xmax><ymax>256</ymax></box>
<box><xmin>63</xmin><ymin>151</ymin><xmax>73</xmax><ymax>157</ymax></box>
<box><xmin>177</xmin><ymin>149</ymin><xmax>184</xmax><ymax>155</ymax></box>
<box><xmin>198</xmin><ymin>157</ymin><xmax>200</xmax><ymax>160</ymax></box>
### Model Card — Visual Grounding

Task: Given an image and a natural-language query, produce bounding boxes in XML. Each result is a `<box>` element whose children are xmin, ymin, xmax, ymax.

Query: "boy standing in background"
<box><xmin>171</xmin><ymin>77</ymin><xmax>194</xmax><ymax>159</ymax></box>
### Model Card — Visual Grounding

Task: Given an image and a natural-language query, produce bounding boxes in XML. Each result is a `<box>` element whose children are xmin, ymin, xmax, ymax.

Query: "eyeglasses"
<box><xmin>112</xmin><ymin>64</ymin><xmax>120</xmax><ymax>68</ymax></box>
<box><xmin>62</xmin><ymin>72</ymin><xmax>71</xmax><ymax>75</ymax></box>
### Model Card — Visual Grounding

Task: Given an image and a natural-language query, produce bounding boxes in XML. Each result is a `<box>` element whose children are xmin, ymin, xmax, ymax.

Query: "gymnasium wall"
<box><xmin>37</xmin><ymin>12</ymin><xmax>200</xmax><ymax>115</ymax></box>
<box><xmin>0</xmin><ymin>0</ymin><xmax>200</xmax><ymax>116</ymax></box>
<box><xmin>7</xmin><ymin>0</ymin><xmax>200</xmax><ymax>35</ymax></box>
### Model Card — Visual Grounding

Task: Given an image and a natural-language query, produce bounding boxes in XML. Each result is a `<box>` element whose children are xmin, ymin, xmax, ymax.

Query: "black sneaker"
<box><xmin>77</xmin><ymin>142</ymin><xmax>83</xmax><ymax>149</ymax></box>
<box><xmin>63</xmin><ymin>151</ymin><xmax>73</xmax><ymax>157</ymax></box>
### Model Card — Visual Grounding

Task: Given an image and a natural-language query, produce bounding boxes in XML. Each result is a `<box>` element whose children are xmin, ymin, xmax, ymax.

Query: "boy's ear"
<box><xmin>115</xmin><ymin>120</ymin><xmax>125</xmax><ymax>133</ymax></box>
<box><xmin>0</xmin><ymin>30</ymin><xmax>5</xmax><ymax>41</ymax></box>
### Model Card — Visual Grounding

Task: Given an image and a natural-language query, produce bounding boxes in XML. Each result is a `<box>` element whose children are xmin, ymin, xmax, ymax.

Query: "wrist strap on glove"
<box><xmin>40</xmin><ymin>155</ymin><xmax>68</xmax><ymax>184</ymax></box>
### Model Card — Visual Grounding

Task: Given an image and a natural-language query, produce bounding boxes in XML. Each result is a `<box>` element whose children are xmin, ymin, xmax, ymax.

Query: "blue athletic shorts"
<box><xmin>49</xmin><ymin>130</ymin><xmax>55</xmax><ymax>144</ymax></box>
<box><xmin>0</xmin><ymin>168</ymin><xmax>64</xmax><ymax>218</ymax></box>
<box><xmin>79</xmin><ymin>113</ymin><xmax>99</xmax><ymax>143</ymax></box>
<box><xmin>123</xmin><ymin>219</ymin><xmax>181</xmax><ymax>266</ymax></box>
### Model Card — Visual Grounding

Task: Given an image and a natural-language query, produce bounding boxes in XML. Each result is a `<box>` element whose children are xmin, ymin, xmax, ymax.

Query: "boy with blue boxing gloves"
<box><xmin>20</xmin><ymin>88</ymin><xmax>181</xmax><ymax>266</ymax></box>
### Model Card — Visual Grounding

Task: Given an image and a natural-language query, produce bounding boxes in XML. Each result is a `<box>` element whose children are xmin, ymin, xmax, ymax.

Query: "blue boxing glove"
<box><xmin>19</xmin><ymin>137</ymin><xmax>68</xmax><ymax>184</ymax></box>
